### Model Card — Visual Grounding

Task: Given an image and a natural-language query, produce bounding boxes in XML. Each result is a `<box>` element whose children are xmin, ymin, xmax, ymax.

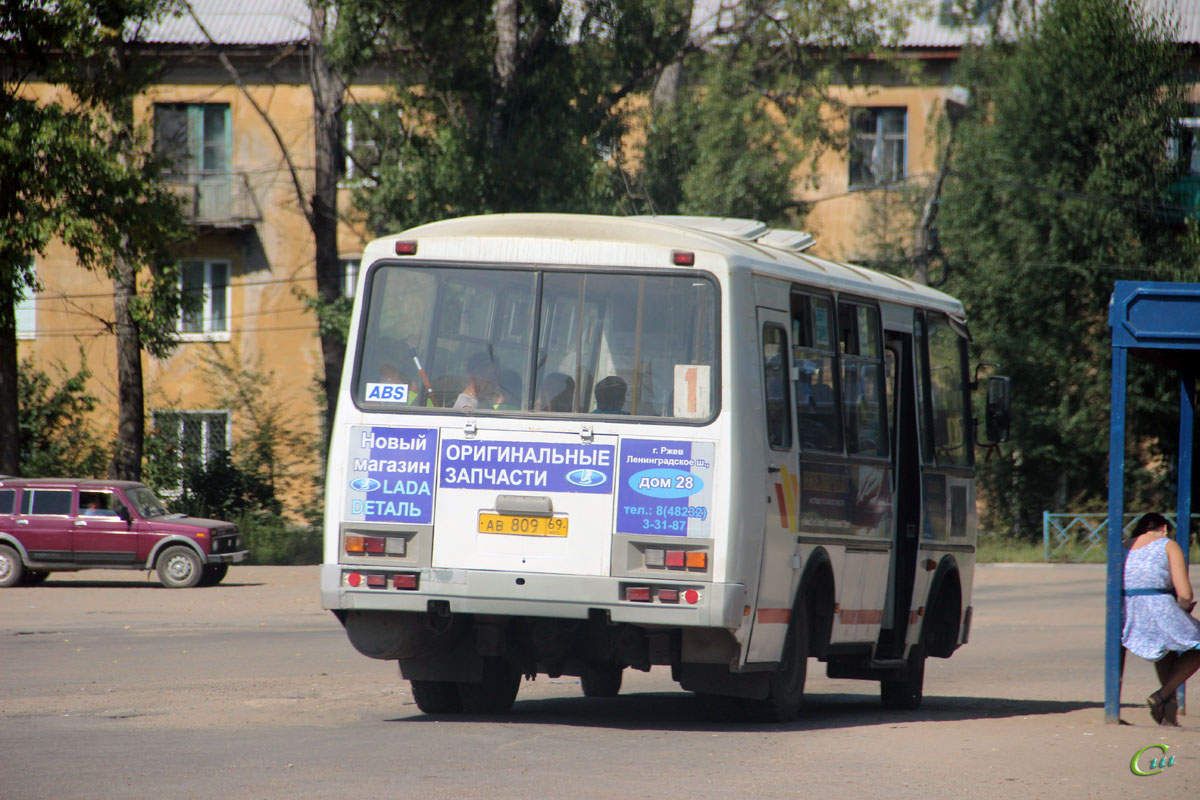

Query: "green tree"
<box><xmin>16</xmin><ymin>356</ymin><xmax>110</xmax><ymax>478</ymax></box>
<box><xmin>0</xmin><ymin>0</ymin><xmax>190</xmax><ymax>478</ymax></box>
<box><xmin>938</xmin><ymin>0</ymin><xmax>1200</xmax><ymax>536</ymax></box>
<box><xmin>344</xmin><ymin>1</ymin><xmax>912</xmax><ymax>233</ymax></box>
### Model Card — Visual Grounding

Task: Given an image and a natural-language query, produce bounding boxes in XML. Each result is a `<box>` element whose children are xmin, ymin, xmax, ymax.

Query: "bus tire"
<box><xmin>744</xmin><ymin>593</ymin><xmax>808</xmax><ymax>722</ymax></box>
<box><xmin>457</xmin><ymin>657</ymin><xmax>520</xmax><ymax>714</ymax></box>
<box><xmin>880</xmin><ymin>639</ymin><xmax>926</xmax><ymax>710</ymax></box>
<box><xmin>411</xmin><ymin>679</ymin><xmax>464</xmax><ymax>714</ymax></box>
<box><xmin>580</xmin><ymin>665</ymin><xmax>623</xmax><ymax>698</ymax></box>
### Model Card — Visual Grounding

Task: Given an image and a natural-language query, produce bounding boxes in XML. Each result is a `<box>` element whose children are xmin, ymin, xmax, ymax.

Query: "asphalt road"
<box><xmin>1</xmin><ymin>564</ymin><xmax>1197</xmax><ymax>798</ymax></box>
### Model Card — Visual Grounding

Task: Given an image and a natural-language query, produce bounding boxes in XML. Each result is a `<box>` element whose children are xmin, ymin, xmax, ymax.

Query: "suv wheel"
<box><xmin>156</xmin><ymin>546</ymin><xmax>203</xmax><ymax>588</ymax></box>
<box><xmin>0</xmin><ymin>544</ymin><xmax>23</xmax><ymax>588</ymax></box>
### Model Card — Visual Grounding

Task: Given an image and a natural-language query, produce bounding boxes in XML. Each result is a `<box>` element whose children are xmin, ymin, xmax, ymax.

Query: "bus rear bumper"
<box><xmin>320</xmin><ymin>563</ymin><xmax>746</xmax><ymax>629</ymax></box>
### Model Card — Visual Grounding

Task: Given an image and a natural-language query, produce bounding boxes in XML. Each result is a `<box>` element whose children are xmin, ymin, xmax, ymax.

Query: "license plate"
<box><xmin>478</xmin><ymin>513</ymin><xmax>568</xmax><ymax>537</ymax></box>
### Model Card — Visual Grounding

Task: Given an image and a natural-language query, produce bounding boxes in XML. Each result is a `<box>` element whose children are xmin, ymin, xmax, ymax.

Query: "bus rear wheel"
<box><xmin>580</xmin><ymin>665</ymin><xmax>623</xmax><ymax>698</ymax></box>
<box><xmin>744</xmin><ymin>594</ymin><xmax>808</xmax><ymax>722</ymax></box>
<box><xmin>457</xmin><ymin>657</ymin><xmax>521</xmax><ymax>714</ymax></box>
<box><xmin>411</xmin><ymin>679</ymin><xmax>464</xmax><ymax>714</ymax></box>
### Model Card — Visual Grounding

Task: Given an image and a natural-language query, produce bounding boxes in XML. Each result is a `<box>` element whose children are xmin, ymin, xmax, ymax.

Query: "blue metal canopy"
<box><xmin>1106</xmin><ymin>280</ymin><xmax>1198</xmax><ymax>723</ymax></box>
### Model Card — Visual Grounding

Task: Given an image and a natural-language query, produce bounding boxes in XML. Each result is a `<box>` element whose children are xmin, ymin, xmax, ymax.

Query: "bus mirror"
<box><xmin>984</xmin><ymin>375</ymin><xmax>1011</xmax><ymax>444</ymax></box>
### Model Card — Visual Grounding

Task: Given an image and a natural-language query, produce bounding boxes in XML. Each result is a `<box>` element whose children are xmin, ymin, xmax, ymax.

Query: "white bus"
<box><xmin>321</xmin><ymin>213</ymin><xmax>1008</xmax><ymax>719</ymax></box>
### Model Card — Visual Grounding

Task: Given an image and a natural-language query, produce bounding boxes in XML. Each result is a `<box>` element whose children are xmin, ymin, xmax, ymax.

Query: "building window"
<box><xmin>154</xmin><ymin>103</ymin><xmax>233</xmax><ymax>219</ymax></box>
<box><xmin>153</xmin><ymin>410</ymin><xmax>230</xmax><ymax>491</ymax></box>
<box><xmin>849</xmin><ymin>107</ymin><xmax>907</xmax><ymax>189</ymax></box>
<box><xmin>340</xmin><ymin>103</ymin><xmax>400</xmax><ymax>185</ymax></box>
<box><xmin>340</xmin><ymin>257</ymin><xmax>359</xmax><ymax>298</ymax></box>
<box><xmin>1169</xmin><ymin>112</ymin><xmax>1200</xmax><ymax>178</ymax></box>
<box><xmin>179</xmin><ymin>260</ymin><xmax>230</xmax><ymax>337</ymax></box>
<box><xmin>154</xmin><ymin>103</ymin><xmax>230</xmax><ymax>174</ymax></box>
<box><xmin>16</xmin><ymin>259</ymin><xmax>35</xmax><ymax>339</ymax></box>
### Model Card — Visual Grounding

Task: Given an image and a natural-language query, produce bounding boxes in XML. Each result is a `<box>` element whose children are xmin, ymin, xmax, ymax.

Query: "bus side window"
<box><xmin>791</xmin><ymin>291</ymin><xmax>841</xmax><ymax>452</ymax></box>
<box><xmin>838</xmin><ymin>302</ymin><xmax>888</xmax><ymax>458</ymax></box>
<box><xmin>762</xmin><ymin>323</ymin><xmax>792</xmax><ymax>450</ymax></box>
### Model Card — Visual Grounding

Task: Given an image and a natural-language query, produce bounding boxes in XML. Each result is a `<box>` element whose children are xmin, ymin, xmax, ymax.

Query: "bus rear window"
<box><xmin>355</xmin><ymin>264</ymin><xmax>718</xmax><ymax>420</ymax></box>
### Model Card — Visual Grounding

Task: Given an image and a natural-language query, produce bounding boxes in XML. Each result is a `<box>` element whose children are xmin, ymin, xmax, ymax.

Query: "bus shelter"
<box><xmin>1106</xmin><ymin>280</ymin><xmax>1199</xmax><ymax>723</ymax></box>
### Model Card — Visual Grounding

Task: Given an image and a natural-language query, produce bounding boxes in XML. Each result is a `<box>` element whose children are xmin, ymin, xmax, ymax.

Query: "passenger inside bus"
<box><xmin>592</xmin><ymin>376</ymin><xmax>628</xmax><ymax>413</ymax></box>
<box><xmin>493</xmin><ymin>370</ymin><xmax>522</xmax><ymax>410</ymax></box>
<box><xmin>536</xmin><ymin>372</ymin><xmax>575</xmax><ymax>412</ymax></box>
<box><xmin>454</xmin><ymin>352</ymin><xmax>501</xmax><ymax>411</ymax></box>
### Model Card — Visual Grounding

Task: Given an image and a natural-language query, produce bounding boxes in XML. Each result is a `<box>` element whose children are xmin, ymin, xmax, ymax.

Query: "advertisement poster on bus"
<box><xmin>616</xmin><ymin>439</ymin><xmax>715</xmax><ymax>537</ymax></box>
<box><xmin>437</xmin><ymin>440</ymin><xmax>615</xmax><ymax>493</ymax></box>
<box><xmin>344</xmin><ymin>426</ymin><xmax>438</xmax><ymax>524</ymax></box>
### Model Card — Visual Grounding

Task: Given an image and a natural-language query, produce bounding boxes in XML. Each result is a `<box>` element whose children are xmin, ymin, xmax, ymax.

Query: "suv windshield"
<box><xmin>127</xmin><ymin>486</ymin><xmax>169</xmax><ymax>518</ymax></box>
<box><xmin>355</xmin><ymin>264</ymin><xmax>719</xmax><ymax>420</ymax></box>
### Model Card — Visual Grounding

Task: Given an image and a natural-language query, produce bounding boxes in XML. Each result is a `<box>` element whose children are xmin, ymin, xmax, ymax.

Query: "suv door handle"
<box><xmin>16</xmin><ymin>519</ymin><xmax>28</xmax><ymax>525</ymax></box>
<box><xmin>74</xmin><ymin>520</ymin><xmax>87</xmax><ymax>526</ymax></box>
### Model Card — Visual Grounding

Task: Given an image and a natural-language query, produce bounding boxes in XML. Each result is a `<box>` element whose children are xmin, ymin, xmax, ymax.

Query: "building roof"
<box><xmin>141</xmin><ymin>0</ymin><xmax>1199</xmax><ymax>49</ymax></box>
<box><xmin>900</xmin><ymin>0</ymin><xmax>1200</xmax><ymax>48</ymax></box>
<box><xmin>140</xmin><ymin>0</ymin><xmax>309</xmax><ymax>46</ymax></box>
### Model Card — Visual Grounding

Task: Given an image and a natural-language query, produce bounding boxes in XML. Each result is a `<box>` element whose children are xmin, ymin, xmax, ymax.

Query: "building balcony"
<box><xmin>164</xmin><ymin>170</ymin><xmax>263</xmax><ymax>229</ymax></box>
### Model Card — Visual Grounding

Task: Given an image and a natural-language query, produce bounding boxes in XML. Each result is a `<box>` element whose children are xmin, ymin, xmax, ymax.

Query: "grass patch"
<box><xmin>978</xmin><ymin>534</ymin><xmax>1200</xmax><ymax>563</ymax></box>
<box><xmin>236</xmin><ymin>511</ymin><xmax>322</xmax><ymax>565</ymax></box>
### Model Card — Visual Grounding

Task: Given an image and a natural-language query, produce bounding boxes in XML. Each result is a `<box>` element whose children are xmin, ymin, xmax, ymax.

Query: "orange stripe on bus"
<box><xmin>773</xmin><ymin>483</ymin><xmax>789</xmax><ymax>527</ymax></box>
<box><xmin>757</xmin><ymin>608</ymin><xmax>791</xmax><ymax>624</ymax></box>
<box><xmin>838</xmin><ymin>609</ymin><xmax>883</xmax><ymax>625</ymax></box>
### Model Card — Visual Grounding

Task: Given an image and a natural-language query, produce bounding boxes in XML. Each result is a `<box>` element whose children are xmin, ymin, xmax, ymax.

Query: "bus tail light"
<box><xmin>626</xmin><ymin>586</ymin><xmax>652</xmax><ymax>602</ymax></box>
<box><xmin>393</xmin><ymin>573</ymin><xmax>419</xmax><ymax>590</ymax></box>
<box><xmin>658</xmin><ymin>588</ymin><xmax>679</xmax><ymax>603</ymax></box>
<box><xmin>366</xmin><ymin>574</ymin><xmax>386</xmax><ymax>588</ymax></box>
<box><xmin>395</xmin><ymin>240</ymin><xmax>417</xmax><ymax>255</ymax></box>
<box><xmin>643</xmin><ymin>546</ymin><xmax>709</xmax><ymax>571</ymax></box>
<box><xmin>346</xmin><ymin>534</ymin><xmax>387</xmax><ymax>554</ymax></box>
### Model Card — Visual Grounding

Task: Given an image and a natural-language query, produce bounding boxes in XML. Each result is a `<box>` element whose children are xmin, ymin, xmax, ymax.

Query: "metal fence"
<box><xmin>1042</xmin><ymin>511</ymin><xmax>1196</xmax><ymax>562</ymax></box>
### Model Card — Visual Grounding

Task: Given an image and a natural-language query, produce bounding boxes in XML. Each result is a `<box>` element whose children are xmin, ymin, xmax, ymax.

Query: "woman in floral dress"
<box><xmin>1123</xmin><ymin>512</ymin><xmax>1200</xmax><ymax>726</ymax></box>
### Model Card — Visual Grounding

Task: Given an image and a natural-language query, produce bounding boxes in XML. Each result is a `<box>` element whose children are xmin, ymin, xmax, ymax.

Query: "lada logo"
<box><xmin>349</xmin><ymin>477</ymin><xmax>382</xmax><ymax>493</ymax></box>
<box><xmin>565</xmin><ymin>468</ymin><xmax>607</xmax><ymax>487</ymax></box>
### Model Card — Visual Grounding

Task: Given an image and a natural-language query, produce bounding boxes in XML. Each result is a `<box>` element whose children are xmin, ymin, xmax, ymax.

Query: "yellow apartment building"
<box><xmin>16</xmin><ymin>0</ymin><xmax>1200</xmax><ymax>496</ymax></box>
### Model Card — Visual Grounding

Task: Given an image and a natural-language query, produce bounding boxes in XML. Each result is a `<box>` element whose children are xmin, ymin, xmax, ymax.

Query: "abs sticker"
<box><xmin>617</xmin><ymin>439</ymin><xmax>715</xmax><ymax>537</ymax></box>
<box><xmin>365</xmin><ymin>382</ymin><xmax>410</xmax><ymax>403</ymax></box>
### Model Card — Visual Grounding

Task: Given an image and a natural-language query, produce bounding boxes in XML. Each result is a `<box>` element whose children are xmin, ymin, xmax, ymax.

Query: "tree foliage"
<box><xmin>938</xmin><ymin>0</ymin><xmax>1200</xmax><ymax>536</ymax></box>
<box><xmin>16</xmin><ymin>356</ymin><xmax>110</xmax><ymax>478</ymax></box>
<box><xmin>340</xmin><ymin>0</ymin><xmax>915</xmax><ymax>233</ymax></box>
<box><xmin>1</xmin><ymin>0</ymin><xmax>191</xmax><ymax>476</ymax></box>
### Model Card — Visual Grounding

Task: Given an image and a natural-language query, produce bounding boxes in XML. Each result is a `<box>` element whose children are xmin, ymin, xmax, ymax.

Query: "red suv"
<box><xmin>0</xmin><ymin>478</ymin><xmax>246</xmax><ymax>588</ymax></box>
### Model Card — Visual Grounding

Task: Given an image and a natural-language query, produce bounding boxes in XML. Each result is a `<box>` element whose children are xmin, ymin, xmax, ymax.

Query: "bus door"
<box><xmin>745</xmin><ymin>306</ymin><xmax>799</xmax><ymax>663</ymax></box>
<box><xmin>878</xmin><ymin>330</ymin><xmax>922</xmax><ymax>660</ymax></box>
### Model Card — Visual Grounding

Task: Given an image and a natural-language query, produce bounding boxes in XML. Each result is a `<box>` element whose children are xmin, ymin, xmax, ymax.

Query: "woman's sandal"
<box><xmin>1162</xmin><ymin>695</ymin><xmax>1180</xmax><ymax>727</ymax></box>
<box><xmin>1147</xmin><ymin>692</ymin><xmax>1168</xmax><ymax>725</ymax></box>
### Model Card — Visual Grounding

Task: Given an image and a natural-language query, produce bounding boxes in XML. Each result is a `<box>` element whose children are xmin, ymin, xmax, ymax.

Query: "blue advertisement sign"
<box><xmin>438</xmin><ymin>440</ymin><xmax>615</xmax><ymax>493</ymax></box>
<box><xmin>616</xmin><ymin>439</ymin><xmax>715</xmax><ymax>537</ymax></box>
<box><xmin>345</xmin><ymin>426</ymin><xmax>438</xmax><ymax>523</ymax></box>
